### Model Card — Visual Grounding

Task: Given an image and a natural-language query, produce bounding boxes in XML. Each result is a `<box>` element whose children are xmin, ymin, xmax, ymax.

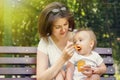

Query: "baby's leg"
<box><xmin>85</xmin><ymin>74</ymin><xmax>100</xmax><ymax>80</ymax></box>
<box><xmin>55</xmin><ymin>70</ymin><xmax>65</xmax><ymax>80</ymax></box>
<box><xmin>61</xmin><ymin>69</ymin><xmax>66</xmax><ymax>78</ymax></box>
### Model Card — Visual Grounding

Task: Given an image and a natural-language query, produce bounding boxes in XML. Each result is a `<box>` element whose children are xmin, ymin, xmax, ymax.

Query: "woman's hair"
<box><xmin>76</xmin><ymin>28</ymin><xmax>97</xmax><ymax>50</ymax></box>
<box><xmin>38</xmin><ymin>2</ymin><xmax>75</xmax><ymax>38</ymax></box>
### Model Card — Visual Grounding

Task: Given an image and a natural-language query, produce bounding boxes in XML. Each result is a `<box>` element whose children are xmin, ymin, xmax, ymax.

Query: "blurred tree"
<box><xmin>0</xmin><ymin>0</ymin><xmax>119</xmax><ymax>63</ymax></box>
<box><xmin>0</xmin><ymin>0</ymin><xmax>4</xmax><ymax>45</ymax></box>
<box><xmin>3</xmin><ymin>0</ymin><xmax>12</xmax><ymax>46</ymax></box>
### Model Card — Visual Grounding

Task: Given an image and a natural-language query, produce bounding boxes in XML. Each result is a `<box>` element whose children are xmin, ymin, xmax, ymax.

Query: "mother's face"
<box><xmin>51</xmin><ymin>18</ymin><xmax>69</xmax><ymax>39</ymax></box>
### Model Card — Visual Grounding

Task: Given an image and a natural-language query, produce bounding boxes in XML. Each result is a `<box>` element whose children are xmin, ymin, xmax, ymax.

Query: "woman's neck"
<box><xmin>50</xmin><ymin>31</ymin><xmax>73</xmax><ymax>51</ymax></box>
<box><xmin>51</xmin><ymin>35</ymin><xmax>68</xmax><ymax>51</ymax></box>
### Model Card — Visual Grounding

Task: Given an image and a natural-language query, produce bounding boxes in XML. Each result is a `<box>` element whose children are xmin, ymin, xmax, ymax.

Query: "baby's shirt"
<box><xmin>69</xmin><ymin>51</ymin><xmax>103</xmax><ymax>80</ymax></box>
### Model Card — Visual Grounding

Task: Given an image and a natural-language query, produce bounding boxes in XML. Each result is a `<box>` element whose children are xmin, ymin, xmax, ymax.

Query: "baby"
<box><xmin>66</xmin><ymin>28</ymin><xmax>107</xmax><ymax>80</ymax></box>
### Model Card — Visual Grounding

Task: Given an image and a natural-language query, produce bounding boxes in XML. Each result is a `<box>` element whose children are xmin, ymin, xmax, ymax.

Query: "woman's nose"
<box><xmin>61</xmin><ymin>26</ymin><xmax>66</xmax><ymax>32</ymax></box>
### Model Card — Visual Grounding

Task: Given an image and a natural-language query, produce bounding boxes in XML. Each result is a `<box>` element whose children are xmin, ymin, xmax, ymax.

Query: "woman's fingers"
<box><xmin>66</xmin><ymin>47</ymin><xmax>74</xmax><ymax>56</ymax></box>
<box><xmin>82</xmin><ymin>65</ymin><xmax>93</xmax><ymax>77</ymax></box>
<box><xmin>62</xmin><ymin>41</ymin><xmax>75</xmax><ymax>61</ymax></box>
<box><xmin>64</xmin><ymin>41</ymin><xmax>73</xmax><ymax>49</ymax></box>
<box><xmin>63</xmin><ymin>48</ymin><xmax>74</xmax><ymax>60</ymax></box>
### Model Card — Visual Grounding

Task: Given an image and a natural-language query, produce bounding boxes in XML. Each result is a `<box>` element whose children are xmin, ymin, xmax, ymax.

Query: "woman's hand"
<box><xmin>92</xmin><ymin>67</ymin><xmax>100</xmax><ymax>74</ymax></box>
<box><xmin>82</xmin><ymin>65</ymin><xmax>93</xmax><ymax>77</ymax></box>
<box><xmin>62</xmin><ymin>41</ymin><xmax>75</xmax><ymax>61</ymax></box>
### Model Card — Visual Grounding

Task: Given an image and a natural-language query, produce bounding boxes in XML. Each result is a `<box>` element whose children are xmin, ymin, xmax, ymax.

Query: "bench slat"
<box><xmin>107</xmin><ymin>66</ymin><xmax>115</xmax><ymax>74</ymax></box>
<box><xmin>0</xmin><ymin>77</ymin><xmax>116</xmax><ymax>80</ymax></box>
<box><xmin>0</xmin><ymin>46</ymin><xmax>37</xmax><ymax>53</ymax></box>
<box><xmin>0</xmin><ymin>57</ymin><xmax>113</xmax><ymax>65</ymax></box>
<box><xmin>105</xmin><ymin>66</ymin><xmax>115</xmax><ymax>75</ymax></box>
<box><xmin>0</xmin><ymin>58</ymin><xmax>36</xmax><ymax>64</ymax></box>
<box><xmin>0</xmin><ymin>78</ymin><xmax>36</xmax><ymax>80</ymax></box>
<box><xmin>103</xmin><ymin>57</ymin><xmax>114</xmax><ymax>65</ymax></box>
<box><xmin>0</xmin><ymin>47</ymin><xmax>112</xmax><ymax>54</ymax></box>
<box><xmin>0</xmin><ymin>68</ymin><xmax>36</xmax><ymax>74</ymax></box>
<box><xmin>0</xmin><ymin>67</ymin><xmax>114</xmax><ymax>75</ymax></box>
<box><xmin>100</xmin><ymin>77</ymin><xmax>116</xmax><ymax>80</ymax></box>
<box><xmin>94</xmin><ymin>48</ymin><xmax>112</xmax><ymax>55</ymax></box>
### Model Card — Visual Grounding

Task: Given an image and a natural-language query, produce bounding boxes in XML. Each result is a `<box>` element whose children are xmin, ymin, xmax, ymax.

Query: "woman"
<box><xmin>37</xmin><ymin>2</ymin><xmax>75</xmax><ymax>80</ymax></box>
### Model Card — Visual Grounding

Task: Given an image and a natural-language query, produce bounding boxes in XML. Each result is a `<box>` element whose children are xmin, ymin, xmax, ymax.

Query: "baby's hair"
<box><xmin>76</xmin><ymin>28</ymin><xmax>97</xmax><ymax>50</ymax></box>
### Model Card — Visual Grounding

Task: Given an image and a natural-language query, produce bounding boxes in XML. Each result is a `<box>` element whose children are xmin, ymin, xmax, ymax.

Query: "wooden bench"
<box><xmin>0</xmin><ymin>46</ymin><xmax>116</xmax><ymax>80</ymax></box>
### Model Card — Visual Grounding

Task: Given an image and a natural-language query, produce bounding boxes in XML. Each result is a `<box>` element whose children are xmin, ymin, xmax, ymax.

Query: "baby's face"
<box><xmin>73</xmin><ymin>31</ymin><xmax>93</xmax><ymax>56</ymax></box>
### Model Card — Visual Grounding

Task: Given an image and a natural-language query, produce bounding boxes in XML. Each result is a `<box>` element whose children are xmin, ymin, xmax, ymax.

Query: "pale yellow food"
<box><xmin>77</xmin><ymin>60</ymin><xmax>85</xmax><ymax>72</ymax></box>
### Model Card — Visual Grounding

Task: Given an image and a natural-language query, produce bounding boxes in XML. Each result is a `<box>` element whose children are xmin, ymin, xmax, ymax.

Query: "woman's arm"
<box><xmin>65</xmin><ymin>61</ymin><xmax>75</xmax><ymax>80</ymax></box>
<box><xmin>37</xmin><ymin>41</ymin><xmax>74</xmax><ymax>80</ymax></box>
<box><xmin>92</xmin><ymin>62</ymin><xmax>107</xmax><ymax>75</ymax></box>
<box><xmin>82</xmin><ymin>62</ymin><xmax>107</xmax><ymax>77</ymax></box>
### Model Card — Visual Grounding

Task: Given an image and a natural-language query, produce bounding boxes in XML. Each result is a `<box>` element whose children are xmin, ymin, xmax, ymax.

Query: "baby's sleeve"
<box><xmin>96</xmin><ymin>53</ymin><xmax>104</xmax><ymax>66</ymax></box>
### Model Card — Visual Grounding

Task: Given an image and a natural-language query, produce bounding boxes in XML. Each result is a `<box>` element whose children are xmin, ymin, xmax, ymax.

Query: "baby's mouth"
<box><xmin>74</xmin><ymin>45</ymin><xmax>81</xmax><ymax>51</ymax></box>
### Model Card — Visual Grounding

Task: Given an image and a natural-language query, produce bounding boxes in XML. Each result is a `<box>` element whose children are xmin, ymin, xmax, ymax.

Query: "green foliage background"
<box><xmin>0</xmin><ymin>0</ymin><xmax>120</xmax><ymax>77</ymax></box>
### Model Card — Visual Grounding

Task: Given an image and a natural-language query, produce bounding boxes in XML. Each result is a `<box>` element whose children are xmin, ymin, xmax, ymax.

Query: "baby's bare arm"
<box><xmin>65</xmin><ymin>61</ymin><xmax>74</xmax><ymax>80</ymax></box>
<box><xmin>55</xmin><ymin>70</ymin><xmax>65</xmax><ymax>80</ymax></box>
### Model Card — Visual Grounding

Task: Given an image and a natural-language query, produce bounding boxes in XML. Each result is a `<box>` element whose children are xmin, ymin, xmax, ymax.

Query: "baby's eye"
<box><xmin>79</xmin><ymin>39</ymin><xmax>82</xmax><ymax>42</ymax></box>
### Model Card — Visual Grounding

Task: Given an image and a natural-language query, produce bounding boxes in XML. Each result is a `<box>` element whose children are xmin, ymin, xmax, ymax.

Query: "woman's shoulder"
<box><xmin>38</xmin><ymin>38</ymin><xmax>46</xmax><ymax>45</ymax></box>
<box><xmin>38</xmin><ymin>36</ymin><xmax>54</xmax><ymax>47</ymax></box>
<box><xmin>39</xmin><ymin>37</ymin><xmax>51</xmax><ymax>44</ymax></box>
<box><xmin>37</xmin><ymin>37</ymin><xmax>51</xmax><ymax>54</ymax></box>
<box><xmin>38</xmin><ymin>37</ymin><xmax>50</xmax><ymax>48</ymax></box>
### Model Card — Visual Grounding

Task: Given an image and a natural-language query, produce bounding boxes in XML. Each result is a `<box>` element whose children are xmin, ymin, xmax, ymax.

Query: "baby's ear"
<box><xmin>90</xmin><ymin>40</ymin><xmax>94</xmax><ymax>48</ymax></box>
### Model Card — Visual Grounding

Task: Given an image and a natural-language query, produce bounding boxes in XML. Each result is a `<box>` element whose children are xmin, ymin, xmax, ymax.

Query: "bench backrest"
<box><xmin>0</xmin><ymin>46</ymin><xmax>116</xmax><ymax>80</ymax></box>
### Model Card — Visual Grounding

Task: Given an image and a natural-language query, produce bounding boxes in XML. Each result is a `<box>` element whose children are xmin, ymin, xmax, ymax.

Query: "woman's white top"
<box><xmin>70</xmin><ymin>51</ymin><xmax>103</xmax><ymax>80</ymax></box>
<box><xmin>37</xmin><ymin>36</ymin><xmax>66</xmax><ymax>69</ymax></box>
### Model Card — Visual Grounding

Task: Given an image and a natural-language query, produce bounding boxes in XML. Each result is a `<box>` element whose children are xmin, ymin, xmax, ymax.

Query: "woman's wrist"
<box><xmin>92</xmin><ymin>67</ymin><xmax>101</xmax><ymax>75</ymax></box>
<box><xmin>60</xmin><ymin>55</ymin><xmax>69</xmax><ymax>62</ymax></box>
<box><xmin>61</xmin><ymin>53</ymin><xmax>72</xmax><ymax>62</ymax></box>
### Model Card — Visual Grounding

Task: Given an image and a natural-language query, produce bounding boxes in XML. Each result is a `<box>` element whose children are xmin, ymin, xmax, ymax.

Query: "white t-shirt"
<box><xmin>37</xmin><ymin>36</ymin><xmax>66</xmax><ymax>69</ymax></box>
<box><xmin>70</xmin><ymin>51</ymin><xmax>103</xmax><ymax>80</ymax></box>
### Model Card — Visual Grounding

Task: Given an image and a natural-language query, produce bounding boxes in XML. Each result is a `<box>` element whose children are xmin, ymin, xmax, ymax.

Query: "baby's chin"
<box><xmin>76</xmin><ymin>51</ymin><xmax>82</xmax><ymax>55</ymax></box>
<box><xmin>77</xmin><ymin>52</ymin><xmax>85</xmax><ymax>55</ymax></box>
